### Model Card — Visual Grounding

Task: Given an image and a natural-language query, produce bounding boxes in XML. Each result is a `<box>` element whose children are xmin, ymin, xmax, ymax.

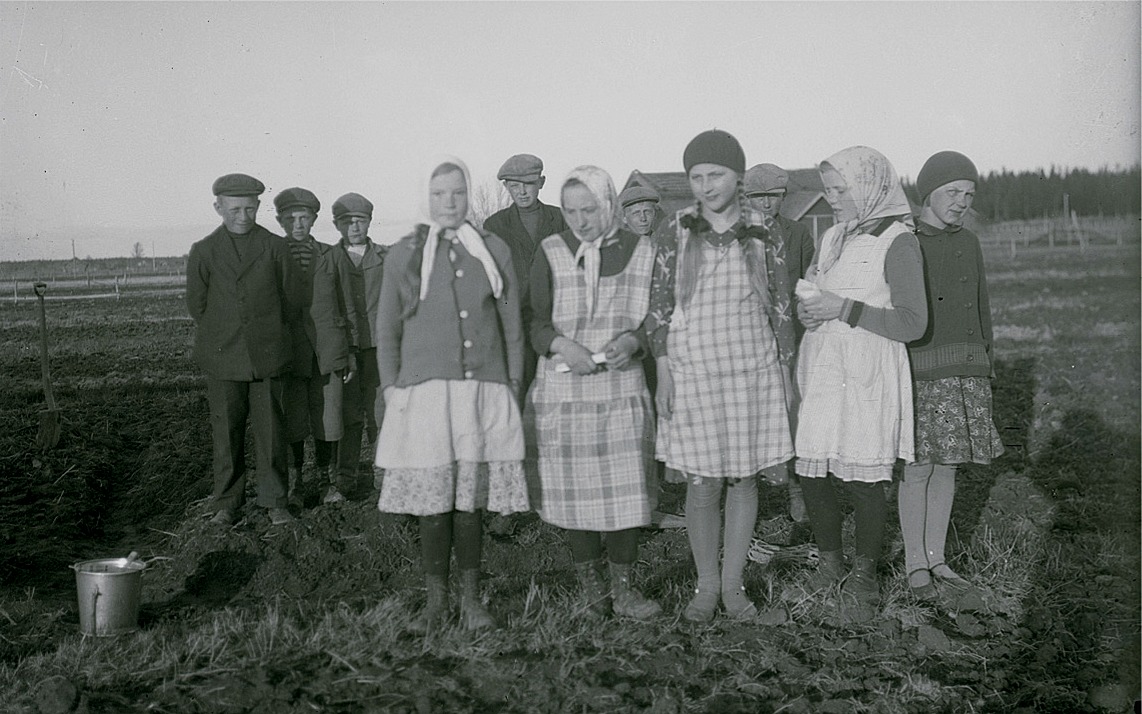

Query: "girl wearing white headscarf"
<box><xmin>795</xmin><ymin>145</ymin><xmax>928</xmax><ymax>619</ymax></box>
<box><xmin>374</xmin><ymin>156</ymin><xmax>529</xmax><ymax>632</ymax></box>
<box><xmin>524</xmin><ymin>165</ymin><xmax>661</xmax><ymax>620</ymax></box>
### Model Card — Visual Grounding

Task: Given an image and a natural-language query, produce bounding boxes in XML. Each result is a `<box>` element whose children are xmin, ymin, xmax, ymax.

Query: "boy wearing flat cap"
<box><xmin>743</xmin><ymin>163</ymin><xmax>816</xmax><ymax>523</ymax></box>
<box><xmin>330</xmin><ymin>192</ymin><xmax>387</xmax><ymax>494</ymax></box>
<box><xmin>619</xmin><ymin>186</ymin><xmax>666</xmax><ymax>239</ymax></box>
<box><xmin>483</xmin><ymin>153</ymin><xmax>568</xmax><ymax>393</ymax></box>
<box><xmin>187</xmin><ymin>173</ymin><xmax>298</xmax><ymax>527</ymax></box>
<box><xmin>275</xmin><ymin>187</ymin><xmax>360</xmax><ymax>506</ymax></box>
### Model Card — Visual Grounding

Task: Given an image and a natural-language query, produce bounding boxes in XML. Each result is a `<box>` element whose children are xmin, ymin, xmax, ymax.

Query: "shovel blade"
<box><xmin>36</xmin><ymin>408</ymin><xmax>61</xmax><ymax>450</ymax></box>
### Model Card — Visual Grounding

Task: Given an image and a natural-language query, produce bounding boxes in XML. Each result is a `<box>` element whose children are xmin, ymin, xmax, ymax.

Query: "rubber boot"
<box><xmin>409</xmin><ymin>573</ymin><xmax>450</xmax><ymax>635</ymax></box>
<box><xmin>609</xmin><ymin>563</ymin><xmax>662</xmax><ymax>620</ymax></box>
<box><xmin>805</xmin><ymin>550</ymin><xmax>845</xmax><ymax>591</ymax></box>
<box><xmin>841</xmin><ymin>555</ymin><xmax>880</xmax><ymax>623</ymax></box>
<box><xmin>574</xmin><ymin>559</ymin><xmax>612</xmax><ymax>617</ymax></box>
<box><xmin>458</xmin><ymin>569</ymin><xmax>497</xmax><ymax>630</ymax></box>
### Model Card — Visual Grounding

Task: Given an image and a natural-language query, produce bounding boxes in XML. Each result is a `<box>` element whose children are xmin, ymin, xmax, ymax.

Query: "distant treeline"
<box><xmin>905</xmin><ymin>165</ymin><xmax>1141</xmax><ymax>221</ymax></box>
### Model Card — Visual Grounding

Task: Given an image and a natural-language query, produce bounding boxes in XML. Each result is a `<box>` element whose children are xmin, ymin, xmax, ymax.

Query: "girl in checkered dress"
<box><xmin>646</xmin><ymin>131</ymin><xmax>796</xmax><ymax>622</ymax></box>
<box><xmin>525</xmin><ymin>166</ymin><xmax>661</xmax><ymax>620</ymax></box>
<box><xmin>795</xmin><ymin>146</ymin><xmax>927</xmax><ymax>617</ymax></box>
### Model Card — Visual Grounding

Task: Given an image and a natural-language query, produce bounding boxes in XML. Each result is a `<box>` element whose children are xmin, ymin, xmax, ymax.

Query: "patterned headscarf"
<box><xmin>561</xmin><ymin>165</ymin><xmax>620</xmax><ymax>320</ymax></box>
<box><xmin>817</xmin><ymin>146</ymin><xmax>913</xmax><ymax>271</ymax></box>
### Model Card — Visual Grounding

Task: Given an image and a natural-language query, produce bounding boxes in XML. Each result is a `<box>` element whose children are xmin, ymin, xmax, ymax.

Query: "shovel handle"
<box><xmin>34</xmin><ymin>282</ymin><xmax>57</xmax><ymax>410</ymax></box>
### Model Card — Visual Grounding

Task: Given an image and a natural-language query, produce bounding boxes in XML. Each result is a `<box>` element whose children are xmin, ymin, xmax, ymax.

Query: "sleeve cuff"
<box><xmin>842</xmin><ymin>299</ymin><xmax>864</xmax><ymax>327</ymax></box>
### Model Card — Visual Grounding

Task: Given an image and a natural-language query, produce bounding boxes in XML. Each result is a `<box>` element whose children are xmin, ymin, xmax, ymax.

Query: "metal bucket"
<box><xmin>71</xmin><ymin>555</ymin><xmax>145</xmax><ymax>636</ymax></box>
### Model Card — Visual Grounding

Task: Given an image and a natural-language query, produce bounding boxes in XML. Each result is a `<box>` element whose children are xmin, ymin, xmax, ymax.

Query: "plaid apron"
<box><xmin>657</xmin><ymin>238</ymin><xmax>793</xmax><ymax>478</ymax></box>
<box><xmin>525</xmin><ymin>235</ymin><xmax>657</xmax><ymax>530</ymax></box>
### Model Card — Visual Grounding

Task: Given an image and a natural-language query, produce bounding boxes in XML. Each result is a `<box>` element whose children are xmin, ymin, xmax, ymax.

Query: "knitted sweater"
<box><xmin>907</xmin><ymin>221</ymin><xmax>994</xmax><ymax>380</ymax></box>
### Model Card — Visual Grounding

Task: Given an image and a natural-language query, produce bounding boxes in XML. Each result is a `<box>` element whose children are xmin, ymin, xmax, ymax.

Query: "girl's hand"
<box><xmin>796</xmin><ymin>302</ymin><xmax>823</xmax><ymax>330</ymax></box>
<box><xmin>801</xmin><ymin>289</ymin><xmax>844</xmax><ymax>322</ymax></box>
<box><xmin>554</xmin><ymin>337</ymin><xmax>601</xmax><ymax>376</ymax></box>
<box><xmin>655</xmin><ymin>357</ymin><xmax>674</xmax><ymax>419</ymax></box>
<box><xmin>603</xmin><ymin>333</ymin><xmax>639</xmax><ymax>370</ymax></box>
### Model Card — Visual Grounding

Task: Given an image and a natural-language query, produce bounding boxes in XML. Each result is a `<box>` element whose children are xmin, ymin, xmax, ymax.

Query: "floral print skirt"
<box><xmin>375</xmin><ymin>379</ymin><xmax>529</xmax><ymax>516</ymax></box>
<box><xmin>913</xmin><ymin>376</ymin><xmax>1005</xmax><ymax>465</ymax></box>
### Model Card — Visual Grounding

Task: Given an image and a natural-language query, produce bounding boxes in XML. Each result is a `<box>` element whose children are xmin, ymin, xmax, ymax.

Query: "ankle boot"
<box><xmin>574</xmin><ymin>559</ymin><xmax>612</xmax><ymax>617</ymax></box>
<box><xmin>287</xmin><ymin>466</ymin><xmax>303</xmax><ymax>509</ymax></box>
<box><xmin>409</xmin><ymin>573</ymin><xmax>450</xmax><ymax>634</ymax></box>
<box><xmin>806</xmin><ymin>550</ymin><xmax>845</xmax><ymax>590</ymax></box>
<box><xmin>842</xmin><ymin>555</ymin><xmax>880</xmax><ymax>607</ymax></box>
<box><xmin>609</xmin><ymin>563</ymin><xmax>661</xmax><ymax>620</ymax></box>
<box><xmin>458</xmin><ymin>569</ymin><xmax>497</xmax><ymax>630</ymax></box>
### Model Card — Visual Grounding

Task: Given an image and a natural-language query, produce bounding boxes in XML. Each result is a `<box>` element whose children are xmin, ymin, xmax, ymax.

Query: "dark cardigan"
<box><xmin>375</xmin><ymin>225</ymin><xmax>522</xmax><ymax>390</ymax></box>
<box><xmin>907</xmin><ymin>221</ymin><xmax>994</xmax><ymax>380</ymax></box>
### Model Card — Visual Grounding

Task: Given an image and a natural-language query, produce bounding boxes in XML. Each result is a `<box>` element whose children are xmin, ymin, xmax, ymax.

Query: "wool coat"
<box><xmin>285</xmin><ymin>236</ymin><xmax>359</xmax><ymax>377</ymax></box>
<box><xmin>186</xmin><ymin>224</ymin><xmax>296</xmax><ymax>381</ymax></box>
<box><xmin>336</xmin><ymin>238</ymin><xmax>386</xmax><ymax>350</ymax></box>
<box><xmin>483</xmin><ymin>202</ymin><xmax>568</xmax><ymax>292</ymax></box>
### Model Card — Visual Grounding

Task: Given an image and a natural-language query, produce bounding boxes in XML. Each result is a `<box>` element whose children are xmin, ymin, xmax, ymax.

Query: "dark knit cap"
<box><xmin>916</xmin><ymin>151</ymin><xmax>979</xmax><ymax>201</ymax></box>
<box><xmin>683</xmin><ymin>130</ymin><xmax>745</xmax><ymax>175</ymax></box>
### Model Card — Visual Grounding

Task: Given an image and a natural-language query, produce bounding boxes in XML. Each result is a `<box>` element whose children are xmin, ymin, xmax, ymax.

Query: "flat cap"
<box><xmin>273</xmin><ymin>187</ymin><xmax>321</xmax><ymax>215</ymax></box>
<box><xmin>618</xmin><ymin>186</ymin><xmax>661</xmax><ymax>209</ymax></box>
<box><xmin>332</xmin><ymin>192</ymin><xmax>374</xmax><ymax>220</ymax></box>
<box><xmin>212</xmin><ymin>173</ymin><xmax>265</xmax><ymax>197</ymax></box>
<box><xmin>497</xmin><ymin>153</ymin><xmax>544</xmax><ymax>182</ymax></box>
<box><xmin>743</xmin><ymin>163</ymin><xmax>789</xmax><ymax>196</ymax></box>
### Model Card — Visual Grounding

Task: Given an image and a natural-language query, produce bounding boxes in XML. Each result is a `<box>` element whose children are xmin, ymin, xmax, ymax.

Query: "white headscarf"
<box><xmin>562</xmin><ymin>165</ymin><xmax>620</xmax><ymax>321</ymax></box>
<box><xmin>817</xmin><ymin>146</ymin><xmax>914</xmax><ymax>272</ymax></box>
<box><xmin>418</xmin><ymin>155</ymin><xmax>504</xmax><ymax>302</ymax></box>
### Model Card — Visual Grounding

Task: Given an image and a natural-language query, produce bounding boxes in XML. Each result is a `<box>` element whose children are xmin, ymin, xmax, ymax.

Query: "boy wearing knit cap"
<box><xmin>275</xmin><ymin>187</ymin><xmax>360</xmax><ymax>507</ymax></box>
<box><xmin>645</xmin><ymin>130</ymin><xmax>795</xmax><ymax>622</ymax></box>
<box><xmin>188</xmin><ymin>173</ymin><xmax>297</xmax><ymax>526</ymax></box>
<box><xmin>331</xmin><ymin>192</ymin><xmax>388</xmax><ymax>494</ymax></box>
<box><xmin>899</xmin><ymin>151</ymin><xmax>1003</xmax><ymax>600</ymax></box>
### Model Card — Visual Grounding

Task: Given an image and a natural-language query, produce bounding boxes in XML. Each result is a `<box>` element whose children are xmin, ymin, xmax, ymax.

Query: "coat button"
<box><xmin>959</xmin><ymin>276</ymin><xmax>968</xmax><ymax>283</ymax></box>
<box><xmin>459</xmin><ymin>310</ymin><xmax>469</xmax><ymax>319</ymax></box>
<box><xmin>966</xmin><ymin>328</ymin><xmax>975</xmax><ymax>335</ymax></box>
<box><xmin>965</xmin><ymin>301</ymin><xmax>973</xmax><ymax>308</ymax></box>
<box><xmin>967</xmin><ymin>354</ymin><xmax>975</xmax><ymax>361</ymax></box>
<box><xmin>955</xmin><ymin>250</ymin><xmax>963</xmax><ymax>257</ymax></box>
<box><xmin>455</xmin><ymin>269</ymin><xmax>464</xmax><ymax>278</ymax></box>
<box><xmin>463</xmin><ymin>339</ymin><xmax>473</xmax><ymax>348</ymax></box>
<box><xmin>464</xmin><ymin>370</ymin><xmax>474</xmax><ymax>379</ymax></box>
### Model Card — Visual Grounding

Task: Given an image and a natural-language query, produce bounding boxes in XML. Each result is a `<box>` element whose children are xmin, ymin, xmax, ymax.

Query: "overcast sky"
<box><xmin>1</xmin><ymin>1</ymin><xmax>1138</xmax><ymax>261</ymax></box>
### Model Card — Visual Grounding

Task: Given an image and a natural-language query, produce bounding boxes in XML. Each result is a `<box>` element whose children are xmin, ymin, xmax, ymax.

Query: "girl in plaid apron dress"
<box><xmin>796</xmin><ymin>146</ymin><xmax>928</xmax><ymax>617</ymax></box>
<box><xmin>646</xmin><ymin>131</ymin><xmax>796</xmax><ymax>622</ymax></box>
<box><xmin>525</xmin><ymin>166</ymin><xmax>661</xmax><ymax>619</ymax></box>
<box><xmin>374</xmin><ymin>157</ymin><xmax>529</xmax><ymax>632</ymax></box>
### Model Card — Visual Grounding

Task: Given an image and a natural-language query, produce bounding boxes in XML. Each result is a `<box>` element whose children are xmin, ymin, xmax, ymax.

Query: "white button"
<box><xmin>463</xmin><ymin>340</ymin><xmax>473</xmax><ymax>348</ymax></box>
<box><xmin>455</xmin><ymin>269</ymin><xmax>464</xmax><ymax>278</ymax></box>
<box><xmin>464</xmin><ymin>370</ymin><xmax>474</xmax><ymax>379</ymax></box>
<box><xmin>459</xmin><ymin>310</ymin><xmax>469</xmax><ymax>319</ymax></box>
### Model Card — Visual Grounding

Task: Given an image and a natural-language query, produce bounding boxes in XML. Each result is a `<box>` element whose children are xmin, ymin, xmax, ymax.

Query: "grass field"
<box><xmin>0</xmin><ymin>240</ymin><xmax>1137</xmax><ymax>713</ymax></box>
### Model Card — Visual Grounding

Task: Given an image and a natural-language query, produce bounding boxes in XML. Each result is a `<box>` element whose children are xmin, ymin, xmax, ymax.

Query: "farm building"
<box><xmin>621</xmin><ymin>169</ymin><xmax>836</xmax><ymax>239</ymax></box>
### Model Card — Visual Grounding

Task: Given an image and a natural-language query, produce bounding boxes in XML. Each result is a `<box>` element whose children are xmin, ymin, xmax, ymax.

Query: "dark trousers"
<box><xmin>207</xmin><ymin>377</ymin><xmax>288</xmax><ymax>511</ymax></box>
<box><xmin>565</xmin><ymin>528</ymin><xmax>639</xmax><ymax>565</ymax></box>
<box><xmin>337</xmin><ymin>347</ymin><xmax>381</xmax><ymax>489</ymax></box>
<box><xmin>799</xmin><ymin>475</ymin><xmax>887</xmax><ymax>561</ymax></box>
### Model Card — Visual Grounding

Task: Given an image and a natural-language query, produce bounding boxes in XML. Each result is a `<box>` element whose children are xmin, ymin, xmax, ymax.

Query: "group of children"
<box><xmin>191</xmin><ymin>129</ymin><xmax>1003</xmax><ymax>631</ymax></box>
<box><xmin>366</xmin><ymin>131</ymin><xmax>1004</xmax><ymax>631</ymax></box>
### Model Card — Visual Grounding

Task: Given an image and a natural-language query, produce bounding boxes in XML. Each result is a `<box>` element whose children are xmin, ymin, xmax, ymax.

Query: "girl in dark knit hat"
<box><xmin>899</xmin><ymin>151</ymin><xmax>1004</xmax><ymax>600</ymax></box>
<box><xmin>645</xmin><ymin>130</ymin><xmax>795</xmax><ymax>622</ymax></box>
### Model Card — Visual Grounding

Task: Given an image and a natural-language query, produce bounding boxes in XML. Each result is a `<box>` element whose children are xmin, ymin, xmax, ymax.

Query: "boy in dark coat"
<box><xmin>186</xmin><ymin>173</ymin><xmax>298</xmax><ymax>526</ymax></box>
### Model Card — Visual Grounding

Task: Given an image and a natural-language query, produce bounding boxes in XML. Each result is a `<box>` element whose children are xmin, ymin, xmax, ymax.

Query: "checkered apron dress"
<box><xmin>795</xmin><ymin>224</ymin><xmax>915</xmax><ymax>482</ymax></box>
<box><xmin>656</xmin><ymin>237</ymin><xmax>793</xmax><ymax>479</ymax></box>
<box><xmin>524</xmin><ymin>234</ymin><xmax>657</xmax><ymax>531</ymax></box>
